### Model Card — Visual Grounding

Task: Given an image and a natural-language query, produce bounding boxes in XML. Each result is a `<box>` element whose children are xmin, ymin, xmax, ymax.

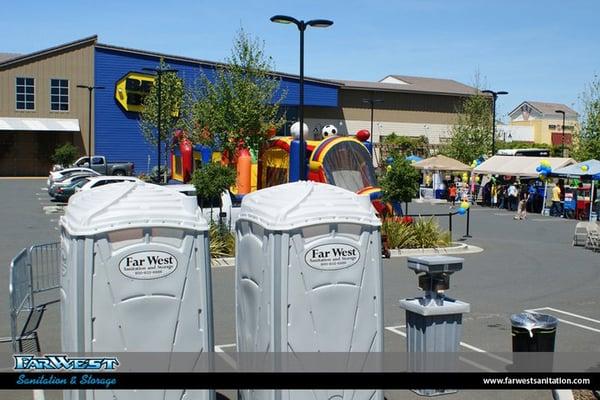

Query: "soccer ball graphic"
<box><xmin>322</xmin><ymin>124</ymin><xmax>338</xmax><ymax>137</ymax></box>
<box><xmin>290</xmin><ymin>122</ymin><xmax>309</xmax><ymax>139</ymax></box>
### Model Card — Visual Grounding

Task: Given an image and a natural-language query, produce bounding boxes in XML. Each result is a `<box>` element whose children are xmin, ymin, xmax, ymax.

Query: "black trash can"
<box><xmin>510</xmin><ymin>312</ymin><xmax>558</xmax><ymax>372</ymax></box>
<box><xmin>511</xmin><ymin>312</ymin><xmax>558</xmax><ymax>352</ymax></box>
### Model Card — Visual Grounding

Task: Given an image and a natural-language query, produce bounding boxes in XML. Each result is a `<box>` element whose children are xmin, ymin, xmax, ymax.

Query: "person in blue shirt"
<box><xmin>527</xmin><ymin>183</ymin><xmax>537</xmax><ymax>212</ymax></box>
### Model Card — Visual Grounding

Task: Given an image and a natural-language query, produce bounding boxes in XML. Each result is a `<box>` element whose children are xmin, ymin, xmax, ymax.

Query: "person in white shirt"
<box><xmin>507</xmin><ymin>183</ymin><xmax>518</xmax><ymax>211</ymax></box>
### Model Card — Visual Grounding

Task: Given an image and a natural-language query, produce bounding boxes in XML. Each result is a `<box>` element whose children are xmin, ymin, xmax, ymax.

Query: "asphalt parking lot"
<box><xmin>1</xmin><ymin>179</ymin><xmax>599</xmax><ymax>400</ymax></box>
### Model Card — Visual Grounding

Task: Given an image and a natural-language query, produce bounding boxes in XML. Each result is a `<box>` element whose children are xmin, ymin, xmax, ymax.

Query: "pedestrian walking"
<box><xmin>449</xmin><ymin>183</ymin><xmax>457</xmax><ymax>206</ymax></box>
<box><xmin>514</xmin><ymin>186</ymin><xmax>529</xmax><ymax>220</ymax></box>
<box><xmin>491</xmin><ymin>183</ymin><xmax>498</xmax><ymax>207</ymax></box>
<box><xmin>550</xmin><ymin>182</ymin><xmax>562</xmax><ymax>217</ymax></box>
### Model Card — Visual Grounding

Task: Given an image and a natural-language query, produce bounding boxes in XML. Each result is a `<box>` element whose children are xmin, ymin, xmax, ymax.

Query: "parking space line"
<box><xmin>530</xmin><ymin>307</ymin><xmax>600</xmax><ymax>325</ymax></box>
<box><xmin>526</xmin><ymin>308</ymin><xmax>600</xmax><ymax>334</ymax></box>
<box><xmin>216</xmin><ymin>343</ymin><xmax>236</xmax><ymax>349</ymax></box>
<box><xmin>458</xmin><ymin>356</ymin><xmax>496</xmax><ymax>373</ymax></box>
<box><xmin>385</xmin><ymin>325</ymin><xmax>512</xmax><ymax>365</ymax></box>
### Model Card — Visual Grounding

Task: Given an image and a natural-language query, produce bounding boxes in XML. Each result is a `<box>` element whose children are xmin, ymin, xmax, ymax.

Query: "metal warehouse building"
<box><xmin>0</xmin><ymin>35</ymin><xmax>477</xmax><ymax>176</ymax></box>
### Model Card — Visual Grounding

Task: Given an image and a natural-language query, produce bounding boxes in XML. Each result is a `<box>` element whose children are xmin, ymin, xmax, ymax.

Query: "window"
<box><xmin>91</xmin><ymin>157</ymin><xmax>104</xmax><ymax>165</ymax></box>
<box><xmin>50</xmin><ymin>79</ymin><xmax>69</xmax><ymax>111</ymax></box>
<box><xmin>16</xmin><ymin>77</ymin><xmax>35</xmax><ymax>110</ymax></box>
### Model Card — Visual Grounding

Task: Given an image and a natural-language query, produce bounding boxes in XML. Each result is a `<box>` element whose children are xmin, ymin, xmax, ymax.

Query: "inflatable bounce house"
<box><xmin>170</xmin><ymin>124</ymin><xmax>387</xmax><ymax>213</ymax></box>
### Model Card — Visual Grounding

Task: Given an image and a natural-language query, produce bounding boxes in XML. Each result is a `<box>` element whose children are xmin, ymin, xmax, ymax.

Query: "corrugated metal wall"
<box><xmin>94</xmin><ymin>47</ymin><xmax>338</xmax><ymax>174</ymax></box>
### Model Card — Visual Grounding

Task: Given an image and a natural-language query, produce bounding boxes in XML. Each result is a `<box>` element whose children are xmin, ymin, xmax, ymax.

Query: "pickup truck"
<box><xmin>72</xmin><ymin>156</ymin><xmax>134</xmax><ymax>176</ymax></box>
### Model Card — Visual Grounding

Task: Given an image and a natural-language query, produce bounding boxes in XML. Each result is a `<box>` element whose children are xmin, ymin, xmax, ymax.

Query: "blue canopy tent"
<box><xmin>405</xmin><ymin>155</ymin><xmax>423</xmax><ymax>163</ymax></box>
<box><xmin>551</xmin><ymin>159</ymin><xmax>600</xmax><ymax>221</ymax></box>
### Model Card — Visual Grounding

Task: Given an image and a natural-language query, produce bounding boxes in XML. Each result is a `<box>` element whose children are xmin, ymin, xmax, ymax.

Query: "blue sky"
<box><xmin>2</xmin><ymin>0</ymin><xmax>598</xmax><ymax>119</ymax></box>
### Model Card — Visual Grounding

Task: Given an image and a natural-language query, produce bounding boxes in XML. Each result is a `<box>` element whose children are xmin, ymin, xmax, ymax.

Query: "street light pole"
<box><xmin>299</xmin><ymin>23</ymin><xmax>305</xmax><ymax>180</ymax></box>
<box><xmin>362</xmin><ymin>97</ymin><xmax>383</xmax><ymax>142</ymax></box>
<box><xmin>142</xmin><ymin>66</ymin><xmax>178</xmax><ymax>183</ymax></box>
<box><xmin>77</xmin><ymin>85</ymin><xmax>104</xmax><ymax>166</ymax></box>
<box><xmin>481</xmin><ymin>89</ymin><xmax>508</xmax><ymax>156</ymax></box>
<box><xmin>271</xmin><ymin>15</ymin><xmax>333</xmax><ymax>181</ymax></box>
<box><xmin>555</xmin><ymin>110</ymin><xmax>566</xmax><ymax>157</ymax></box>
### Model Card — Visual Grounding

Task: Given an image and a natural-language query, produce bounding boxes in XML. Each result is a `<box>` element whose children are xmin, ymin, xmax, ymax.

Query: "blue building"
<box><xmin>0</xmin><ymin>36</ymin><xmax>340</xmax><ymax>175</ymax></box>
<box><xmin>1</xmin><ymin>35</ymin><xmax>475</xmax><ymax>176</ymax></box>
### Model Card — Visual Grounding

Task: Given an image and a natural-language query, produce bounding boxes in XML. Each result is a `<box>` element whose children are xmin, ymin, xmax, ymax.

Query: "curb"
<box><xmin>389</xmin><ymin>242</ymin><xmax>484</xmax><ymax>257</ymax></box>
<box><xmin>552</xmin><ymin>389</ymin><xmax>574</xmax><ymax>400</ymax></box>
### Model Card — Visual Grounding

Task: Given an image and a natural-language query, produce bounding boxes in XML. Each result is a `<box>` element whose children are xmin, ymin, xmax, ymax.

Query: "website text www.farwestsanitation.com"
<box><xmin>482</xmin><ymin>376</ymin><xmax>591</xmax><ymax>386</ymax></box>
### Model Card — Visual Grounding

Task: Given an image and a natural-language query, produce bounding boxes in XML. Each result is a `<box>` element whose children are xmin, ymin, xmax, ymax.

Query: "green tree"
<box><xmin>572</xmin><ymin>75</ymin><xmax>600</xmax><ymax>161</ymax></box>
<box><xmin>139</xmin><ymin>59</ymin><xmax>190</xmax><ymax>166</ymax></box>
<box><xmin>381</xmin><ymin>134</ymin><xmax>428</xmax><ymax>160</ymax></box>
<box><xmin>441</xmin><ymin>92</ymin><xmax>492</xmax><ymax>164</ymax></box>
<box><xmin>190</xmin><ymin>29</ymin><xmax>286</xmax><ymax>160</ymax></box>
<box><xmin>190</xmin><ymin>162</ymin><xmax>237</xmax><ymax>209</ymax></box>
<box><xmin>51</xmin><ymin>143</ymin><xmax>79</xmax><ymax>167</ymax></box>
<box><xmin>379</xmin><ymin>157</ymin><xmax>420</xmax><ymax>206</ymax></box>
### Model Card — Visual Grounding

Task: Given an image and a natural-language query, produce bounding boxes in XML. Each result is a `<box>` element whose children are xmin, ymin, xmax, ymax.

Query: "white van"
<box><xmin>164</xmin><ymin>184</ymin><xmax>240</xmax><ymax>230</ymax></box>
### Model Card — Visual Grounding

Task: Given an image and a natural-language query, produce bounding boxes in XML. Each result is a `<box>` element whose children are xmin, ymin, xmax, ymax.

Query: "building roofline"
<box><xmin>0</xmin><ymin>35</ymin><xmax>98</xmax><ymax>69</ymax></box>
<box><xmin>95</xmin><ymin>42</ymin><xmax>341</xmax><ymax>87</ymax></box>
<box><xmin>508</xmin><ymin>101</ymin><xmax>540</xmax><ymax>117</ymax></box>
<box><xmin>508</xmin><ymin>100</ymin><xmax>579</xmax><ymax>118</ymax></box>
<box><xmin>332</xmin><ymin>79</ymin><xmax>481</xmax><ymax>97</ymax></box>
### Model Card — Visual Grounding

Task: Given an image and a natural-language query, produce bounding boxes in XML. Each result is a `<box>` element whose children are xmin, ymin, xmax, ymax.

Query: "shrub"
<box><xmin>51</xmin><ymin>143</ymin><xmax>79</xmax><ymax>167</ymax></box>
<box><xmin>382</xmin><ymin>219</ymin><xmax>416</xmax><ymax>249</ymax></box>
<box><xmin>379</xmin><ymin>157</ymin><xmax>420</xmax><ymax>206</ymax></box>
<box><xmin>190</xmin><ymin>162</ymin><xmax>237</xmax><ymax>208</ymax></box>
<box><xmin>382</xmin><ymin>216</ymin><xmax>451</xmax><ymax>249</ymax></box>
<box><xmin>410</xmin><ymin>217</ymin><xmax>451</xmax><ymax>248</ymax></box>
<box><xmin>209</xmin><ymin>222</ymin><xmax>235</xmax><ymax>258</ymax></box>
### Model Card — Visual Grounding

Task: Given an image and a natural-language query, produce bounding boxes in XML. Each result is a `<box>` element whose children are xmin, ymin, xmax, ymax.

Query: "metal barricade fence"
<box><xmin>8</xmin><ymin>242</ymin><xmax>60</xmax><ymax>352</ymax></box>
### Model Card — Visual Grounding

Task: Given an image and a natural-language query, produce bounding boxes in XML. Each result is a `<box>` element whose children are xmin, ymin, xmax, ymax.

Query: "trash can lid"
<box><xmin>238</xmin><ymin>181</ymin><xmax>381</xmax><ymax>231</ymax></box>
<box><xmin>61</xmin><ymin>181</ymin><xmax>208</xmax><ymax>236</ymax></box>
<box><xmin>510</xmin><ymin>312</ymin><xmax>558</xmax><ymax>337</ymax></box>
<box><xmin>407</xmin><ymin>256</ymin><xmax>464</xmax><ymax>274</ymax></box>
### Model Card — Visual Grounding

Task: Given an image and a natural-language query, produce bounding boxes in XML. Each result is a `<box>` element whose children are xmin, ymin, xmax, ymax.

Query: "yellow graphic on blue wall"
<box><xmin>115</xmin><ymin>72</ymin><xmax>155</xmax><ymax>113</ymax></box>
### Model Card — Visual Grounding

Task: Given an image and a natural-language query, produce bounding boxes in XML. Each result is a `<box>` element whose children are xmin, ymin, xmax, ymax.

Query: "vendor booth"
<box><xmin>551</xmin><ymin>160</ymin><xmax>600</xmax><ymax>221</ymax></box>
<box><xmin>472</xmin><ymin>156</ymin><xmax>576</xmax><ymax>178</ymax></box>
<box><xmin>412</xmin><ymin>155</ymin><xmax>471</xmax><ymax>200</ymax></box>
<box><xmin>473</xmin><ymin>156</ymin><xmax>576</xmax><ymax>214</ymax></box>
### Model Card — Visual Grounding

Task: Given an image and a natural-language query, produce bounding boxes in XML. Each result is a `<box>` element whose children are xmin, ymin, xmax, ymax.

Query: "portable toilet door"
<box><xmin>60</xmin><ymin>181</ymin><xmax>214</xmax><ymax>400</ymax></box>
<box><xmin>235</xmin><ymin>181</ymin><xmax>384</xmax><ymax>400</ymax></box>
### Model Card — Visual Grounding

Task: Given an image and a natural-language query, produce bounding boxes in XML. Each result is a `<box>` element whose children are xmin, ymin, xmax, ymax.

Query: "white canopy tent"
<box><xmin>473</xmin><ymin>156</ymin><xmax>577</xmax><ymax>216</ymax></box>
<box><xmin>472</xmin><ymin>156</ymin><xmax>576</xmax><ymax>178</ymax></box>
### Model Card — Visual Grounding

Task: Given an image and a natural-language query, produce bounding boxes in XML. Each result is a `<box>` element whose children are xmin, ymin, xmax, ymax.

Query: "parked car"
<box><xmin>49</xmin><ymin>174</ymin><xmax>95</xmax><ymax>199</ymax></box>
<box><xmin>53</xmin><ymin>177</ymin><xmax>91</xmax><ymax>202</ymax></box>
<box><xmin>47</xmin><ymin>167</ymin><xmax>99</xmax><ymax>188</ymax></box>
<box><xmin>163</xmin><ymin>184</ymin><xmax>240</xmax><ymax>230</ymax></box>
<box><xmin>72</xmin><ymin>156</ymin><xmax>134</xmax><ymax>176</ymax></box>
<box><xmin>76</xmin><ymin>176</ymin><xmax>140</xmax><ymax>192</ymax></box>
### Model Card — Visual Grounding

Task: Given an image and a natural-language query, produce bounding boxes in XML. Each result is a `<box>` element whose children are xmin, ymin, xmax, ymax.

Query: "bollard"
<box><xmin>462</xmin><ymin>206</ymin><xmax>472</xmax><ymax>239</ymax></box>
<box><xmin>400</xmin><ymin>256</ymin><xmax>470</xmax><ymax>397</ymax></box>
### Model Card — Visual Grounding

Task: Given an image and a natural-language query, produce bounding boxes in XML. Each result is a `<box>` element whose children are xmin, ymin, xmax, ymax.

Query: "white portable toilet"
<box><xmin>60</xmin><ymin>182</ymin><xmax>214</xmax><ymax>400</ymax></box>
<box><xmin>236</xmin><ymin>181</ymin><xmax>384</xmax><ymax>400</ymax></box>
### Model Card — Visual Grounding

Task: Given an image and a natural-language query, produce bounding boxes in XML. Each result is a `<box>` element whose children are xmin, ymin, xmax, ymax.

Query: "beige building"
<box><xmin>508</xmin><ymin>101</ymin><xmax>579</xmax><ymax>146</ymax></box>
<box><xmin>305</xmin><ymin>75</ymin><xmax>478</xmax><ymax>145</ymax></box>
<box><xmin>0</xmin><ymin>36</ymin><xmax>96</xmax><ymax>175</ymax></box>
